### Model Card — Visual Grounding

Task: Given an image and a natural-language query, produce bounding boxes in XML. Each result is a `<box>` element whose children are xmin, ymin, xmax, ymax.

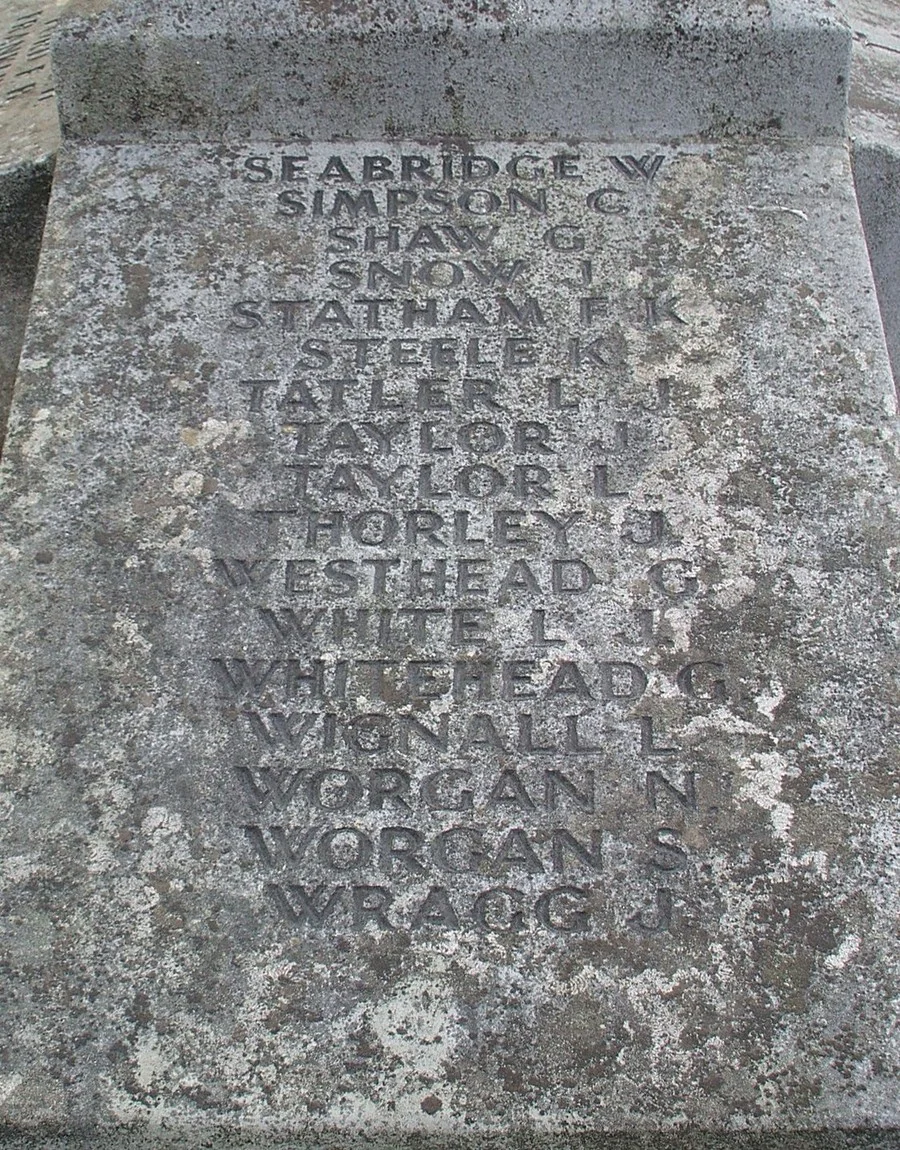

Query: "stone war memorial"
<box><xmin>0</xmin><ymin>0</ymin><xmax>898</xmax><ymax>1146</ymax></box>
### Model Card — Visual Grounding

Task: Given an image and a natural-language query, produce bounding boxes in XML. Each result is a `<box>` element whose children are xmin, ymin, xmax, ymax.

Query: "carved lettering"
<box><xmin>219</xmin><ymin>145</ymin><xmax>710</xmax><ymax>937</ymax></box>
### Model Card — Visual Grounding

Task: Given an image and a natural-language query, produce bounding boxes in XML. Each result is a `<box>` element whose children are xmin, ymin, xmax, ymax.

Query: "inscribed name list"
<box><xmin>210</xmin><ymin>143</ymin><xmax>733</xmax><ymax>937</ymax></box>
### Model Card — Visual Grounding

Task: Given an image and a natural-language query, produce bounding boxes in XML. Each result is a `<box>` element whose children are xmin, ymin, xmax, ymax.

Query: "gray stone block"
<box><xmin>1</xmin><ymin>1</ymin><xmax>898</xmax><ymax>1146</ymax></box>
<box><xmin>0</xmin><ymin>133</ymin><xmax>897</xmax><ymax>1145</ymax></box>
<box><xmin>51</xmin><ymin>0</ymin><xmax>852</xmax><ymax>142</ymax></box>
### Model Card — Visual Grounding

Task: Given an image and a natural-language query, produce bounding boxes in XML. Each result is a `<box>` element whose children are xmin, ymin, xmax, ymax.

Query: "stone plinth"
<box><xmin>0</xmin><ymin>134</ymin><xmax>897</xmax><ymax>1146</ymax></box>
<box><xmin>0</xmin><ymin>2</ymin><xmax>898</xmax><ymax>1147</ymax></box>
<box><xmin>52</xmin><ymin>0</ymin><xmax>851</xmax><ymax>142</ymax></box>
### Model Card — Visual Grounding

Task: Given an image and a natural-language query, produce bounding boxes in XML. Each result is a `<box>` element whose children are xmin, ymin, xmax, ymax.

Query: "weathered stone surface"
<box><xmin>844</xmin><ymin>0</ymin><xmax>900</xmax><ymax>388</ymax></box>
<box><xmin>52</xmin><ymin>0</ymin><xmax>851</xmax><ymax>143</ymax></box>
<box><xmin>0</xmin><ymin>136</ymin><xmax>897</xmax><ymax>1145</ymax></box>
<box><xmin>0</xmin><ymin>0</ymin><xmax>65</xmax><ymax>453</ymax></box>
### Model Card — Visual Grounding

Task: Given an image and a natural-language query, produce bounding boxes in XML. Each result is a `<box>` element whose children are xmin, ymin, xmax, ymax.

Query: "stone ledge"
<box><xmin>51</xmin><ymin>0</ymin><xmax>851</xmax><ymax>142</ymax></box>
<box><xmin>0</xmin><ymin>1128</ymin><xmax>899</xmax><ymax>1148</ymax></box>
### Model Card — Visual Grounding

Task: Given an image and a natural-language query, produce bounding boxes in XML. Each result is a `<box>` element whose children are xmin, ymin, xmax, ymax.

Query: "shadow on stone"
<box><xmin>0</xmin><ymin>158</ymin><xmax>53</xmax><ymax>457</ymax></box>
<box><xmin>853</xmin><ymin>143</ymin><xmax>900</xmax><ymax>395</ymax></box>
